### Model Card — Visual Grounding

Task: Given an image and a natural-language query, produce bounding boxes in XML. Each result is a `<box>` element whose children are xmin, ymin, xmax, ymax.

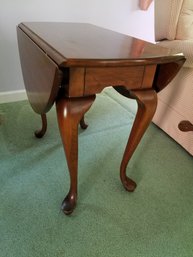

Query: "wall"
<box><xmin>0</xmin><ymin>0</ymin><xmax>154</xmax><ymax>94</ymax></box>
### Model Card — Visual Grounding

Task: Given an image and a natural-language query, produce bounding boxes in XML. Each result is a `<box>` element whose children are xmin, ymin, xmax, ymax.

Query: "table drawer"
<box><xmin>84</xmin><ymin>66</ymin><xmax>144</xmax><ymax>95</ymax></box>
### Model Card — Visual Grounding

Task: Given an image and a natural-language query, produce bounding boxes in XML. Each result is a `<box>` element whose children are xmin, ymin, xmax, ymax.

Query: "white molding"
<box><xmin>0</xmin><ymin>90</ymin><xmax>27</xmax><ymax>104</ymax></box>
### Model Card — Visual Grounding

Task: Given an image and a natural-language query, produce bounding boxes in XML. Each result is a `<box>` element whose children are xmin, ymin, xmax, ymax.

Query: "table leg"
<box><xmin>34</xmin><ymin>114</ymin><xmax>47</xmax><ymax>138</ymax></box>
<box><xmin>80</xmin><ymin>115</ymin><xmax>88</xmax><ymax>129</ymax></box>
<box><xmin>56</xmin><ymin>95</ymin><xmax>96</xmax><ymax>215</ymax></box>
<box><xmin>34</xmin><ymin>112</ymin><xmax>87</xmax><ymax>140</ymax></box>
<box><xmin>114</xmin><ymin>87</ymin><xmax>157</xmax><ymax>191</ymax></box>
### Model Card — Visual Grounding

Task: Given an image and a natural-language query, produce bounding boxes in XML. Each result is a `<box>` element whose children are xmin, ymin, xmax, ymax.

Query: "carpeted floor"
<box><xmin>0</xmin><ymin>88</ymin><xmax>193</xmax><ymax>257</ymax></box>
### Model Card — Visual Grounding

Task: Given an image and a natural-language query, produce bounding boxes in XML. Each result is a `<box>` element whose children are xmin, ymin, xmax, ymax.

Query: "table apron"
<box><xmin>66</xmin><ymin>65</ymin><xmax>157</xmax><ymax>97</ymax></box>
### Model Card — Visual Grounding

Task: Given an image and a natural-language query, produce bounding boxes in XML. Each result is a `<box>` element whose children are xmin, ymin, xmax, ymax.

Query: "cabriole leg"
<box><xmin>34</xmin><ymin>114</ymin><xmax>47</xmax><ymax>138</ymax></box>
<box><xmin>114</xmin><ymin>87</ymin><xmax>157</xmax><ymax>192</ymax></box>
<box><xmin>56</xmin><ymin>95</ymin><xmax>96</xmax><ymax>215</ymax></box>
<box><xmin>80</xmin><ymin>115</ymin><xmax>88</xmax><ymax>129</ymax></box>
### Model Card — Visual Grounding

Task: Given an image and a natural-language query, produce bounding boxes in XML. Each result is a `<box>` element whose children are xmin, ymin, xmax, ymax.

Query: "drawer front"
<box><xmin>84</xmin><ymin>66</ymin><xmax>144</xmax><ymax>95</ymax></box>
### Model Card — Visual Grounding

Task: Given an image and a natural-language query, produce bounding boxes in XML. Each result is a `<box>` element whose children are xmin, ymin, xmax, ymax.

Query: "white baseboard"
<box><xmin>0</xmin><ymin>90</ymin><xmax>27</xmax><ymax>104</ymax></box>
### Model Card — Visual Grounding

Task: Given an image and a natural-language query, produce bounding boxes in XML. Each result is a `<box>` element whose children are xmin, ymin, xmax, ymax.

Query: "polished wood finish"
<box><xmin>114</xmin><ymin>87</ymin><xmax>157</xmax><ymax>191</ymax></box>
<box><xmin>84</xmin><ymin>66</ymin><xmax>144</xmax><ymax>95</ymax></box>
<box><xmin>18</xmin><ymin>23</ymin><xmax>184</xmax><ymax>67</ymax></box>
<box><xmin>80</xmin><ymin>116</ymin><xmax>88</xmax><ymax>130</ymax></box>
<box><xmin>153</xmin><ymin>60</ymin><xmax>186</xmax><ymax>92</ymax></box>
<box><xmin>17</xmin><ymin>22</ymin><xmax>185</xmax><ymax>215</ymax></box>
<box><xmin>178</xmin><ymin>120</ymin><xmax>193</xmax><ymax>132</ymax></box>
<box><xmin>17</xmin><ymin>27</ymin><xmax>63</xmax><ymax>114</ymax></box>
<box><xmin>34</xmin><ymin>114</ymin><xmax>47</xmax><ymax>138</ymax></box>
<box><xmin>56</xmin><ymin>95</ymin><xmax>96</xmax><ymax>214</ymax></box>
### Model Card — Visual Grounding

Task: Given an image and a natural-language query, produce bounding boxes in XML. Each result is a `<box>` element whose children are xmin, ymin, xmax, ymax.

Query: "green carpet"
<box><xmin>0</xmin><ymin>88</ymin><xmax>193</xmax><ymax>257</ymax></box>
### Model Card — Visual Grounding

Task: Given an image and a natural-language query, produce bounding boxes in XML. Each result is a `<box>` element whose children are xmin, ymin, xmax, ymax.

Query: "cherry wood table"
<box><xmin>17</xmin><ymin>22</ymin><xmax>185</xmax><ymax>215</ymax></box>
